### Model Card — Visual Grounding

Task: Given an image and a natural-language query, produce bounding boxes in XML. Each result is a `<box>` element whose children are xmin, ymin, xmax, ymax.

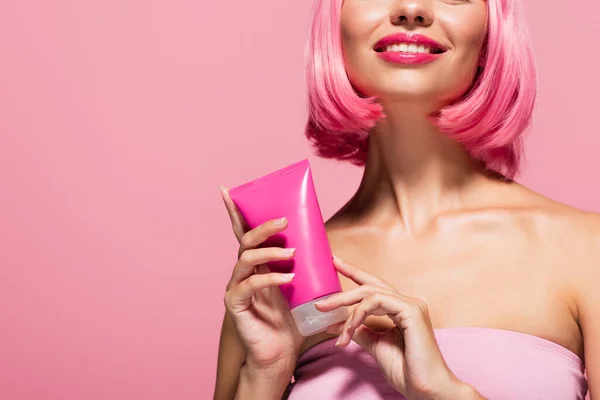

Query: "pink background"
<box><xmin>0</xmin><ymin>1</ymin><xmax>598</xmax><ymax>399</ymax></box>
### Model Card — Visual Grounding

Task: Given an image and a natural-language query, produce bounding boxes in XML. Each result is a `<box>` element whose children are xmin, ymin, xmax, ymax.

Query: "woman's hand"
<box><xmin>221</xmin><ymin>187</ymin><xmax>304</xmax><ymax>382</ymax></box>
<box><xmin>315</xmin><ymin>256</ymin><xmax>483</xmax><ymax>400</ymax></box>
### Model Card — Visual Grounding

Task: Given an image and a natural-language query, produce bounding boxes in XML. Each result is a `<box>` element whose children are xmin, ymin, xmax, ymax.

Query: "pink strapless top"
<box><xmin>286</xmin><ymin>327</ymin><xmax>589</xmax><ymax>399</ymax></box>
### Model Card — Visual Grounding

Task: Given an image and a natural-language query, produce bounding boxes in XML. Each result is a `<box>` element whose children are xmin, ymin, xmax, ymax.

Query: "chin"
<box><xmin>348</xmin><ymin>62</ymin><xmax>477</xmax><ymax>106</ymax></box>
<box><xmin>354</xmin><ymin>76</ymin><xmax>475</xmax><ymax>108</ymax></box>
<box><xmin>362</xmin><ymin>85</ymin><xmax>451</xmax><ymax>103</ymax></box>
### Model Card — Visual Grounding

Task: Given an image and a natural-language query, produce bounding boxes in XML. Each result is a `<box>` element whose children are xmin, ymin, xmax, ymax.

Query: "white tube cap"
<box><xmin>290</xmin><ymin>293</ymin><xmax>349</xmax><ymax>337</ymax></box>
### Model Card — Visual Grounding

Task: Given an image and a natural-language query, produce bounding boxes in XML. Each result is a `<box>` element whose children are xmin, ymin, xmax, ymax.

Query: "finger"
<box><xmin>349</xmin><ymin>325</ymin><xmax>380</xmax><ymax>356</ymax></box>
<box><xmin>335</xmin><ymin>307</ymin><xmax>356</xmax><ymax>347</ymax></box>
<box><xmin>326</xmin><ymin>321</ymin><xmax>345</xmax><ymax>335</ymax></box>
<box><xmin>332</xmin><ymin>256</ymin><xmax>392</xmax><ymax>289</ymax></box>
<box><xmin>225</xmin><ymin>272</ymin><xmax>295</xmax><ymax>314</ymax></box>
<box><xmin>339</xmin><ymin>292</ymin><xmax>404</xmax><ymax>346</ymax></box>
<box><xmin>333</xmin><ymin>311</ymin><xmax>380</xmax><ymax>357</ymax></box>
<box><xmin>315</xmin><ymin>284</ymin><xmax>395</xmax><ymax>312</ymax></box>
<box><xmin>228</xmin><ymin>247</ymin><xmax>296</xmax><ymax>289</ymax></box>
<box><xmin>238</xmin><ymin>217</ymin><xmax>289</xmax><ymax>257</ymax></box>
<box><xmin>221</xmin><ymin>186</ymin><xmax>250</xmax><ymax>242</ymax></box>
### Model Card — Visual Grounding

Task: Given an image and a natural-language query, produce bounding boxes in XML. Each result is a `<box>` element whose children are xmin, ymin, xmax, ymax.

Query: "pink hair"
<box><xmin>304</xmin><ymin>0</ymin><xmax>537</xmax><ymax>178</ymax></box>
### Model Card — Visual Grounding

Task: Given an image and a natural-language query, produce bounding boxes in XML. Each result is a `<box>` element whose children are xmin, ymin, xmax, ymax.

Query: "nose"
<box><xmin>390</xmin><ymin>2</ymin><xmax>434</xmax><ymax>28</ymax></box>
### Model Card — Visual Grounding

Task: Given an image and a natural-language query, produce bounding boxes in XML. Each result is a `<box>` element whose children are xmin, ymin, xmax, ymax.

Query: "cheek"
<box><xmin>443</xmin><ymin>6</ymin><xmax>488</xmax><ymax>61</ymax></box>
<box><xmin>340</xmin><ymin>3</ymin><xmax>386</xmax><ymax>92</ymax></box>
<box><xmin>439</xmin><ymin>6</ymin><xmax>488</xmax><ymax>94</ymax></box>
<box><xmin>340</xmin><ymin>2</ymin><xmax>385</xmax><ymax>53</ymax></box>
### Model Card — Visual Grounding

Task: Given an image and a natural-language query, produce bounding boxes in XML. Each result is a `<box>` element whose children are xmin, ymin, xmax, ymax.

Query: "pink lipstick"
<box><xmin>373</xmin><ymin>32</ymin><xmax>447</xmax><ymax>65</ymax></box>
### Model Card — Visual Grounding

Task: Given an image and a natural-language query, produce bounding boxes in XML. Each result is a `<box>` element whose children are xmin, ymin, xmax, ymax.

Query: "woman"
<box><xmin>215</xmin><ymin>0</ymin><xmax>599</xmax><ymax>398</ymax></box>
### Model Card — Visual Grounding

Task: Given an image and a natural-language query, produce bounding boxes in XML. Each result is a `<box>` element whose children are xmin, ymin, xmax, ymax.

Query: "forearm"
<box><xmin>433</xmin><ymin>380</ymin><xmax>486</xmax><ymax>400</ymax></box>
<box><xmin>234</xmin><ymin>365</ymin><xmax>293</xmax><ymax>400</ymax></box>
<box><xmin>413</xmin><ymin>375</ymin><xmax>486</xmax><ymax>400</ymax></box>
<box><xmin>451</xmin><ymin>382</ymin><xmax>486</xmax><ymax>400</ymax></box>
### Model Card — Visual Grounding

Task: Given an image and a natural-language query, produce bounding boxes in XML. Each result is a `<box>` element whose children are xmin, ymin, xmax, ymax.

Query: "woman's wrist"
<box><xmin>234</xmin><ymin>363</ymin><xmax>293</xmax><ymax>400</ymax></box>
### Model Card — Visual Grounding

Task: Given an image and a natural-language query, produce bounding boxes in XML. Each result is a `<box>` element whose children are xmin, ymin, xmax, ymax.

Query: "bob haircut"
<box><xmin>304</xmin><ymin>0</ymin><xmax>537</xmax><ymax>179</ymax></box>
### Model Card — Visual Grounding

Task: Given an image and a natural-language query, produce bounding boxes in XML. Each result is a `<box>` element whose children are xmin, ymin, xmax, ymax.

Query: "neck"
<box><xmin>348</xmin><ymin>103</ymin><xmax>490</xmax><ymax>235</ymax></box>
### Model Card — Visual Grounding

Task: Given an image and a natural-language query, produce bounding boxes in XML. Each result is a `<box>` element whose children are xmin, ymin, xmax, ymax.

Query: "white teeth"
<box><xmin>384</xmin><ymin>43</ymin><xmax>433</xmax><ymax>54</ymax></box>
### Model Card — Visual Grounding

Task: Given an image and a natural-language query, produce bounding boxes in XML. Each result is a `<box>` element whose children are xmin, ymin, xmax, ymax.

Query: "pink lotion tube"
<box><xmin>229</xmin><ymin>159</ymin><xmax>348</xmax><ymax>336</ymax></box>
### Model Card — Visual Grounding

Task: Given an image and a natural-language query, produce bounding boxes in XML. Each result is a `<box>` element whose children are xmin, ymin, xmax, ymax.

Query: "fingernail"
<box><xmin>275</xmin><ymin>217</ymin><xmax>287</xmax><ymax>225</ymax></box>
<box><xmin>314</xmin><ymin>298</ymin><xmax>330</xmax><ymax>306</ymax></box>
<box><xmin>333</xmin><ymin>255</ymin><xmax>341</xmax><ymax>261</ymax></box>
<box><xmin>335</xmin><ymin>336</ymin><xmax>342</xmax><ymax>346</ymax></box>
<box><xmin>281</xmin><ymin>273</ymin><xmax>295</xmax><ymax>281</ymax></box>
<box><xmin>284</xmin><ymin>248</ymin><xmax>296</xmax><ymax>256</ymax></box>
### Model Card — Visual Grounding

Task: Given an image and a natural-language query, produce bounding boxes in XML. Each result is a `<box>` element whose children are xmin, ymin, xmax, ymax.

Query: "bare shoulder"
<box><xmin>521</xmin><ymin>192</ymin><xmax>600</xmax><ymax>291</ymax></box>
<box><xmin>554</xmin><ymin>204</ymin><xmax>600</xmax><ymax>283</ymax></box>
<box><xmin>532</xmin><ymin>196</ymin><xmax>600</xmax><ymax>264</ymax></box>
<box><xmin>539</xmin><ymin>199</ymin><xmax>600</xmax><ymax>388</ymax></box>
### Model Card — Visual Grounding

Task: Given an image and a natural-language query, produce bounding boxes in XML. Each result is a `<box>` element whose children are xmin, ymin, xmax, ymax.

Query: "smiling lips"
<box><xmin>373</xmin><ymin>32</ymin><xmax>447</xmax><ymax>65</ymax></box>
